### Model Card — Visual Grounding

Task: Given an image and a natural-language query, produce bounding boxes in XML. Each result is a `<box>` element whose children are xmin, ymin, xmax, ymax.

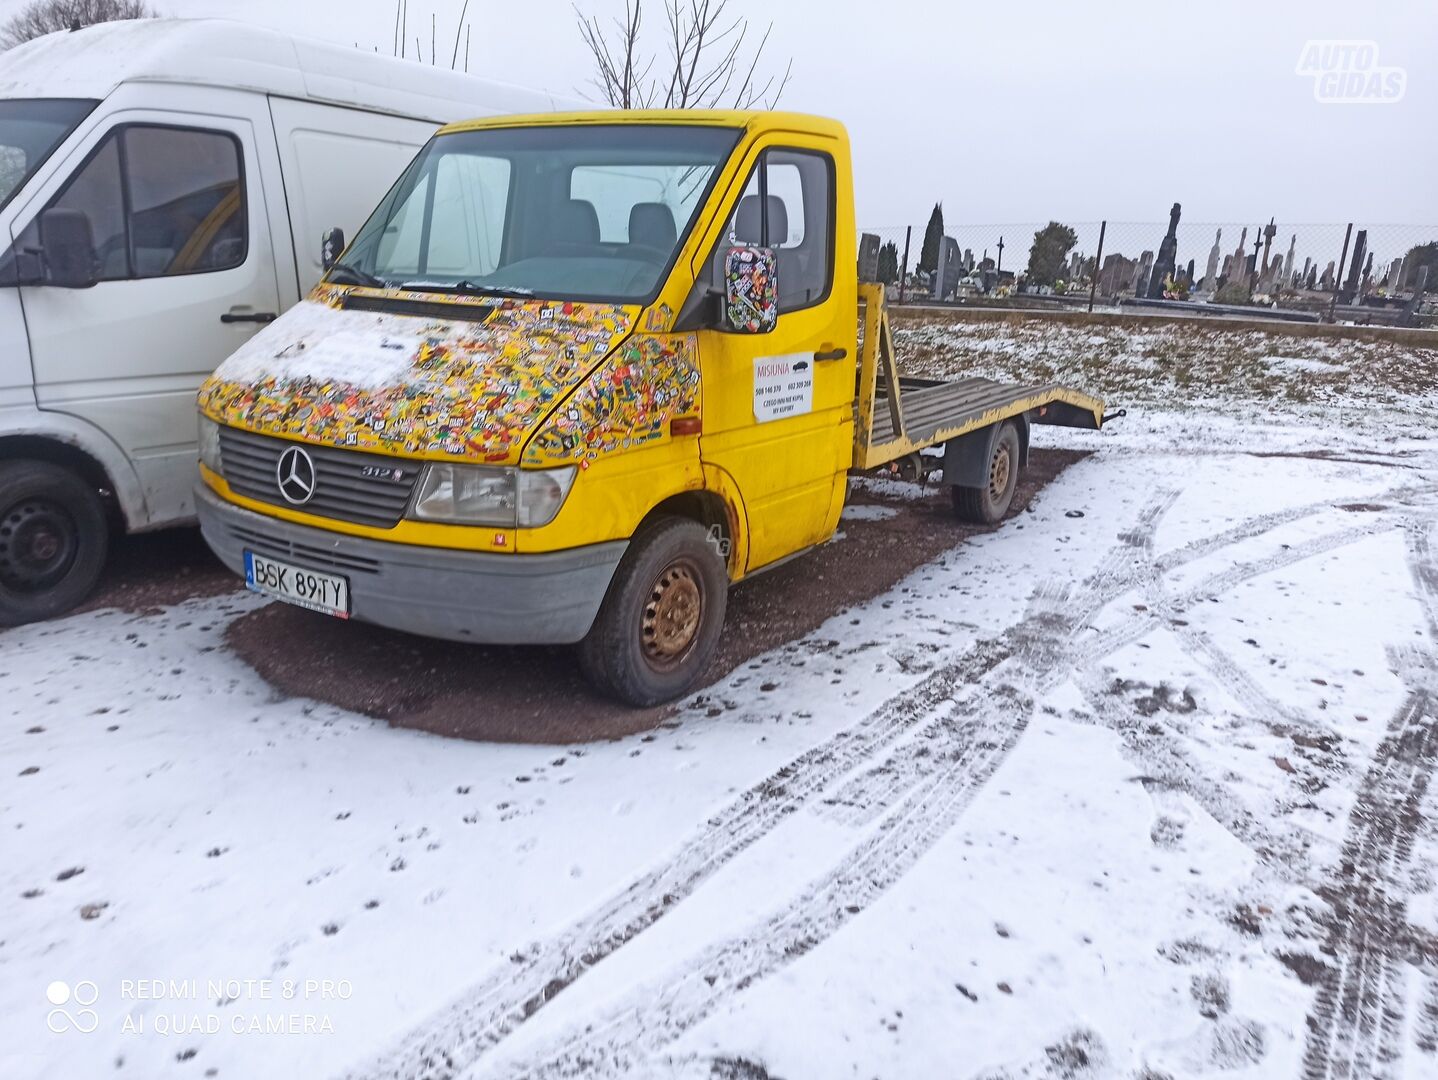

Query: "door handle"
<box><xmin>813</xmin><ymin>346</ymin><xmax>848</xmax><ymax>361</ymax></box>
<box><xmin>221</xmin><ymin>311</ymin><xmax>277</xmax><ymax>324</ymax></box>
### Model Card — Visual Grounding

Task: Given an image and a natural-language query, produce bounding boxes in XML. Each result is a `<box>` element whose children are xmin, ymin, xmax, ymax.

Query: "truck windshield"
<box><xmin>0</xmin><ymin>98</ymin><xmax>97</xmax><ymax>212</ymax></box>
<box><xmin>338</xmin><ymin>123</ymin><xmax>740</xmax><ymax>304</ymax></box>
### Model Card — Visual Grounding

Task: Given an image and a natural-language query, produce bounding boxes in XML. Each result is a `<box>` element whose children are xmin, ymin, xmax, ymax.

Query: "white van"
<box><xmin>0</xmin><ymin>18</ymin><xmax>579</xmax><ymax>624</ymax></box>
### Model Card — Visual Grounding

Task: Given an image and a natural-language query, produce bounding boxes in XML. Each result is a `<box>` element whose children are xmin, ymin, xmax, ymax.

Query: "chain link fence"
<box><xmin>860</xmin><ymin>220</ymin><xmax>1438</xmax><ymax>327</ymax></box>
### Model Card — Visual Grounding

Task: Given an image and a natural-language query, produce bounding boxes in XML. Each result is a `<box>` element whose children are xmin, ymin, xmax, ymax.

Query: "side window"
<box><xmin>15</xmin><ymin>124</ymin><xmax>245</xmax><ymax>281</ymax></box>
<box><xmin>426</xmin><ymin>153</ymin><xmax>509</xmax><ymax>276</ymax></box>
<box><xmin>374</xmin><ymin>153</ymin><xmax>509</xmax><ymax>280</ymax></box>
<box><xmin>709</xmin><ymin>148</ymin><xmax>833</xmax><ymax>313</ymax></box>
<box><xmin>125</xmin><ymin>127</ymin><xmax>244</xmax><ymax>275</ymax></box>
<box><xmin>49</xmin><ymin>134</ymin><xmax>127</xmax><ymax>280</ymax></box>
<box><xmin>375</xmin><ymin>172</ymin><xmax>429</xmax><ymax>278</ymax></box>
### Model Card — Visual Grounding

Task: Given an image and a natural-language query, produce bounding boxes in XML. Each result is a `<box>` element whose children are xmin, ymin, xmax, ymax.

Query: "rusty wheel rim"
<box><xmin>988</xmin><ymin>443</ymin><xmax>1012</xmax><ymax>501</ymax></box>
<box><xmin>641</xmin><ymin>559</ymin><xmax>704</xmax><ymax>671</ymax></box>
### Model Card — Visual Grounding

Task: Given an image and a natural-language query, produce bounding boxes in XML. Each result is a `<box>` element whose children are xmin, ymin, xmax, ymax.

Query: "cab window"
<box><xmin>707</xmin><ymin>147</ymin><xmax>834</xmax><ymax>313</ymax></box>
<box><xmin>15</xmin><ymin>124</ymin><xmax>245</xmax><ymax>280</ymax></box>
<box><xmin>340</xmin><ymin>124</ymin><xmax>739</xmax><ymax>304</ymax></box>
<box><xmin>570</xmin><ymin>163</ymin><xmax>710</xmax><ymax>250</ymax></box>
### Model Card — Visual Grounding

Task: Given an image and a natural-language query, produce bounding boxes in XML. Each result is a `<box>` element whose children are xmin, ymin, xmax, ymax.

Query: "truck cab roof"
<box><xmin>442</xmin><ymin>108</ymin><xmax>847</xmax><ymax>140</ymax></box>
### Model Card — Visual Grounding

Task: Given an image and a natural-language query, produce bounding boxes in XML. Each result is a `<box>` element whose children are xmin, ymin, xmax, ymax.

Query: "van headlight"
<box><xmin>198</xmin><ymin>416</ymin><xmax>223</xmax><ymax>476</ymax></box>
<box><xmin>410</xmin><ymin>464</ymin><xmax>576</xmax><ymax>528</ymax></box>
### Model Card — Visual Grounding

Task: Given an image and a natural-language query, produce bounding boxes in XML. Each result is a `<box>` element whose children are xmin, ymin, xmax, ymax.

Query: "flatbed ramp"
<box><xmin>854</xmin><ymin>283</ymin><xmax>1105</xmax><ymax>471</ymax></box>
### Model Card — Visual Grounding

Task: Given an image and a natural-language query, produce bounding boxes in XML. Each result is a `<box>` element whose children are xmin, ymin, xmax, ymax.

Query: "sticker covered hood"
<box><xmin>199</xmin><ymin>285</ymin><xmax>637</xmax><ymax>465</ymax></box>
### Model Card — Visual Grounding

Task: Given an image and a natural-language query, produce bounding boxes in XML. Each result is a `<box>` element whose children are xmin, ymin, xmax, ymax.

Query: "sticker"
<box><xmin>524</xmin><ymin>333</ymin><xmax>700</xmax><ymax>466</ymax></box>
<box><xmin>724</xmin><ymin>246</ymin><xmax>777</xmax><ymax>333</ymax></box>
<box><xmin>753</xmin><ymin>353</ymin><xmax>813</xmax><ymax>423</ymax></box>
<box><xmin>199</xmin><ymin>284</ymin><xmax>637</xmax><ymax>465</ymax></box>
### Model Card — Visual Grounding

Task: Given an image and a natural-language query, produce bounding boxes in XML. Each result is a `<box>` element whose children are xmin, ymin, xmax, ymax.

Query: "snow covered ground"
<box><xmin>4</xmin><ymin>326</ymin><xmax>1438</xmax><ymax>1079</ymax></box>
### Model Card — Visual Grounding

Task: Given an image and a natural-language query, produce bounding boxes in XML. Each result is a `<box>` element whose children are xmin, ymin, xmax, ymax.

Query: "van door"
<box><xmin>695</xmin><ymin>144</ymin><xmax>855</xmax><ymax>572</ymax></box>
<box><xmin>12</xmin><ymin>102</ymin><xmax>282</xmax><ymax>526</ymax></box>
<box><xmin>266</xmin><ymin>96</ymin><xmax>440</xmax><ymax>298</ymax></box>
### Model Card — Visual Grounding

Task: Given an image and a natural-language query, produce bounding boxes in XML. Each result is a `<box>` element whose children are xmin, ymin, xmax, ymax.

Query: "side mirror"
<box><xmin>723</xmin><ymin>245</ymin><xmax>778</xmax><ymax>333</ymax></box>
<box><xmin>321</xmin><ymin>227</ymin><xmax>345</xmax><ymax>271</ymax></box>
<box><xmin>40</xmin><ymin>207</ymin><xmax>97</xmax><ymax>288</ymax></box>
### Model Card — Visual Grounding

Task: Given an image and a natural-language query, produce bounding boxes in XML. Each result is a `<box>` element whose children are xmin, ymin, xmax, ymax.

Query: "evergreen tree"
<box><xmin>1025</xmin><ymin>222</ymin><xmax>1078</xmax><ymax>287</ymax></box>
<box><xmin>877</xmin><ymin>240</ymin><xmax>899</xmax><ymax>284</ymax></box>
<box><xmin>1400</xmin><ymin>240</ymin><xmax>1438</xmax><ymax>290</ymax></box>
<box><xmin>918</xmin><ymin>203</ymin><xmax>944</xmax><ymax>275</ymax></box>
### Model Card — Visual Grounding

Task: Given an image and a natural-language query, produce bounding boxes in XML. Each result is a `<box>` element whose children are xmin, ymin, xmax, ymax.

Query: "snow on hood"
<box><xmin>199</xmin><ymin>285</ymin><xmax>636</xmax><ymax>465</ymax></box>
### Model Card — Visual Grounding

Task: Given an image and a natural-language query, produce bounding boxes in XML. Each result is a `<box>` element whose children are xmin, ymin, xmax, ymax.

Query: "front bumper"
<box><xmin>196</xmin><ymin>485</ymin><xmax>626</xmax><ymax>645</ymax></box>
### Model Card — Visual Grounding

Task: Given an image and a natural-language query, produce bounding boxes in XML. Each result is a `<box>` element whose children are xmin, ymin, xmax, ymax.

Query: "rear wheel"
<box><xmin>0</xmin><ymin>460</ymin><xmax>109</xmax><ymax>626</ymax></box>
<box><xmin>951</xmin><ymin>421</ymin><xmax>1021</xmax><ymax>525</ymax></box>
<box><xmin>579</xmin><ymin>517</ymin><xmax>728</xmax><ymax>707</ymax></box>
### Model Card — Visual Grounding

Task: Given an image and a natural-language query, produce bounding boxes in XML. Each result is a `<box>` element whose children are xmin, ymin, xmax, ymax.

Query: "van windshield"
<box><xmin>0</xmin><ymin>98</ymin><xmax>97</xmax><ymax>211</ymax></box>
<box><xmin>338</xmin><ymin>123</ymin><xmax>740</xmax><ymax>304</ymax></box>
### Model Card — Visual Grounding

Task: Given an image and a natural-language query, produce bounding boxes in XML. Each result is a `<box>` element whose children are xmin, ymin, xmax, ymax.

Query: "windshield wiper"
<box><xmin>399</xmin><ymin>279</ymin><xmax>536</xmax><ymax>299</ymax></box>
<box><xmin>326</xmin><ymin>262</ymin><xmax>389</xmax><ymax>288</ymax></box>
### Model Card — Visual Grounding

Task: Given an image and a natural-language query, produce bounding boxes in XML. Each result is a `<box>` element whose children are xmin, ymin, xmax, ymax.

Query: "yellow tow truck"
<box><xmin>195</xmin><ymin>110</ymin><xmax>1105</xmax><ymax>705</ymax></box>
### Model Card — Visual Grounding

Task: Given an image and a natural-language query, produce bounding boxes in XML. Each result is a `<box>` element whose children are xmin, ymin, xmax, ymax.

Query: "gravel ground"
<box><xmin>221</xmin><ymin>449</ymin><xmax>1086</xmax><ymax>743</ymax></box>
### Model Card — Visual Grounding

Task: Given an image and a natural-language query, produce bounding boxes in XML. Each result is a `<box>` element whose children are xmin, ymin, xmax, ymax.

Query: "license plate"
<box><xmin>244</xmin><ymin>550</ymin><xmax>349</xmax><ymax>619</ymax></box>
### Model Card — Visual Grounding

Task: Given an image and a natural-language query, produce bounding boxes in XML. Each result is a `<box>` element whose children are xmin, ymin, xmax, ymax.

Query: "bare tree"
<box><xmin>576</xmin><ymin>0</ymin><xmax>792</xmax><ymax>109</ymax></box>
<box><xmin>1</xmin><ymin>0</ymin><xmax>157</xmax><ymax>50</ymax></box>
<box><xmin>386</xmin><ymin>0</ymin><xmax>476</xmax><ymax>70</ymax></box>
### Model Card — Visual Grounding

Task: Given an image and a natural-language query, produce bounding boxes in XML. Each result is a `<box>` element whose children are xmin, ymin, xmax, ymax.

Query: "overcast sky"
<box><xmin>2</xmin><ymin>0</ymin><xmax>1432</xmax><ymax>232</ymax></box>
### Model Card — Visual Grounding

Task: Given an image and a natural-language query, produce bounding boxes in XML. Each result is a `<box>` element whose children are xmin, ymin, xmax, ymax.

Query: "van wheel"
<box><xmin>0</xmin><ymin>460</ymin><xmax>109</xmax><ymax>627</ymax></box>
<box><xmin>951</xmin><ymin>421</ymin><xmax>1021</xmax><ymax>525</ymax></box>
<box><xmin>579</xmin><ymin>517</ymin><xmax>728</xmax><ymax>707</ymax></box>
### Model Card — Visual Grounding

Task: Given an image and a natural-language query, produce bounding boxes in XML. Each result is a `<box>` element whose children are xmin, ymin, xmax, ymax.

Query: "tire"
<box><xmin>0</xmin><ymin>460</ymin><xmax>109</xmax><ymax>627</ymax></box>
<box><xmin>578</xmin><ymin>517</ymin><xmax>728</xmax><ymax>707</ymax></box>
<box><xmin>951</xmin><ymin>421</ymin><xmax>1021</xmax><ymax>525</ymax></box>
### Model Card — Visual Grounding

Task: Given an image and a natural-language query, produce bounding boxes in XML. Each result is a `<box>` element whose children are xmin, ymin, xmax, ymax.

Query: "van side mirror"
<box><xmin>723</xmin><ymin>246</ymin><xmax>778</xmax><ymax>333</ymax></box>
<box><xmin>40</xmin><ymin>208</ymin><xmax>97</xmax><ymax>288</ymax></box>
<box><xmin>321</xmin><ymin>227</ymin><xmax>345</xmax><ymax>271</ymax></box>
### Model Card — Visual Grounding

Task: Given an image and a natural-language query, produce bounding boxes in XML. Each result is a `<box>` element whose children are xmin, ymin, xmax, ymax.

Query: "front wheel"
<box><xmin>951</xmin><ymin>421</ymin><xmax>1021</xmax><ymax>525</ymax></box>
<box><xmin>579</xmin><ymin>517</ymin><xmax>728</xmax><ymax>706</ymax></box>
<box><xmin>0</xmin><ymin>460</ymin><xmax>109</xmax><ymax>627</ymax></box>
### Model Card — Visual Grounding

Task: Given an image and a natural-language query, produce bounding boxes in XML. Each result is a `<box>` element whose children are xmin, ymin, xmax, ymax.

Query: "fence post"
<box><xmin>1328</xmin><ymin>223</ymin><xmax>1352</xmax><ymax>323</ymax></box>
<box><xmin>1087</xmin><ymin>220</ymin><xmax>1106</xmax><ymax>314</ymax></box>
<box><xmin>898</xmin><ymin>225</ymin><xmax>911</xmax><ymax>305</ymax></box>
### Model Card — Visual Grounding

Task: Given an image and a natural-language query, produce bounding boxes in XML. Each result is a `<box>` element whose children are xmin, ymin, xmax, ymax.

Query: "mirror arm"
<box><xmin>1</xmin><ymin>249</ymin><xmax>44</xmax><ymax>287</ymax></box>
<box><xmin>673</xmin><ymin>284</ymin><xmax>723</xmax><ymax>332</ymax></box>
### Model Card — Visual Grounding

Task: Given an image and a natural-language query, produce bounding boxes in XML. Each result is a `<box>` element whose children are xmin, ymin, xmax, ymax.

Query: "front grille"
<box><xmin>217</xmin><ymin>426</ymin><xmax>421</xmax><ymax>529</ymax></box>
<box><xmin>228</xmin><ymin>523</ymin><xmax>382</xmax><ymax>576</ymax></box>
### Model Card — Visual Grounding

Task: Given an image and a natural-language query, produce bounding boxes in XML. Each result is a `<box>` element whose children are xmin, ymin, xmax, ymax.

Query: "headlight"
<box><xmin>516</xmin><ymin>467</ymin><xmax>577</xmax><ymax>528</ymax></box>
<box><xmin>410</xmin><ymin>464</ymin><xmax>575</xmax><ymax>528</ymax></box>
<box><xmin>198</xmin><ymin>415</ymin><xmax>223</xmax><ymax>476</ymax></box>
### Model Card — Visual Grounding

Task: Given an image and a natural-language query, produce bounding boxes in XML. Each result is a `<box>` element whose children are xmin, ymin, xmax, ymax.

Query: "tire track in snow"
<box><xmin>346</xmin><ymin>493</ymin><xmax>1186</xmax><ymax>1080</ymax></box>
<box><xmin>1300</xmin><ymin>518</ymin><xmax>1438</xmax><ymax>1080</ymax></box>
<box><xmin>1072</xmin><ymin>669</ymin><xmax>1309</xmax><ymax>877</ymax></box>
<box><xmin>345</xmin><ymin>488</ymin><xmax>1405</xmax><ymax>1080</ymax></box>
<box><xmin>500</xmin><ymin>682</ymin><xmax>1041</xmax><ymax>1079</ymax></box>
<box><xmin>345</xmin><ymin>626</ymin><xmax>1016</xmax><ymax>1079</ymax></box>
<box><xmin>1299</xmin><ymin>689</ymin><xmax>1437</xmax><ymax>1080</ymax></box>
<box><xmin>482</xmin><ymin>512</ymin><xmax>1412</xmax><ymax>1077</ymax></box>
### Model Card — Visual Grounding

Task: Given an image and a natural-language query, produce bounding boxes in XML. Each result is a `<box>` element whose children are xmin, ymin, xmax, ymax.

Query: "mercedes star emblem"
<box><xmin>276</xmin><ymin>445</ymin><xmax>317</xmax><ymax>505</ymax></box>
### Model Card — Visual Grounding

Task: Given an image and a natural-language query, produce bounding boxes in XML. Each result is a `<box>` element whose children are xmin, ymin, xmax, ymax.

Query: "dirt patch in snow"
<box><xmin>78</xmin><ymin>527</ymin><xmax>235</xmax><ymax>615</ymax></box>
<box><xmin>221</xmin><ymin>448</ymin><xmax>1088</xmax><ymax>743</ymax></box>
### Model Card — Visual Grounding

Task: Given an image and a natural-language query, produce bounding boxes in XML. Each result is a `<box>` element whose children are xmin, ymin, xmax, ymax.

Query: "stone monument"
<box><xmin>1201</xmin><ymin>228</ymin><xmax>1222</xmax><ymax>290</ymax></box>
<box><xmin>1228</xmin><ymin>228</ymin><xmax>1249</xmax><ymax>288</ymax></box>
<box><xmin>1146</xmin><ymin>202</ymin><xmax>1182</xmax><ymax>299</ymax></box>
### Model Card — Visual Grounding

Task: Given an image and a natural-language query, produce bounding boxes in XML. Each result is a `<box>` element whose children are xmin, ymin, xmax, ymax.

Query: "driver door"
<box><xmin>695</xmin><ymin>142</ymin><xmax>855</xmax><ymax>572</ymax></box>
<box><xmin>12</xmin><ymin>98</ymin><xmax>282</xmax><ymax>526</ymax></box>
